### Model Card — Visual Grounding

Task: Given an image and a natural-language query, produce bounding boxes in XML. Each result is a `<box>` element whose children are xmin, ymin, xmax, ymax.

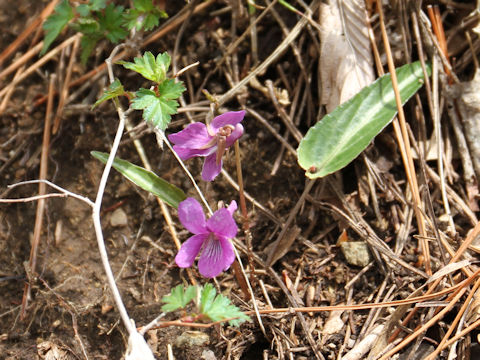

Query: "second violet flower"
<box><xmin>175</xmin><ymin>197</ymin><xmax>238</xmax><ymax>278</ymax></box>
<box><xmin>168</xmin><ymin>110</ymin><xmax>245</xmax><ymax>181</ymax></box>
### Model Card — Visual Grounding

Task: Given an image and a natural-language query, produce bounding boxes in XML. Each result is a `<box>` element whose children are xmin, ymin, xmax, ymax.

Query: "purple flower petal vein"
<box><xmin>175</xmin><ymin>197</ymin><xmax>238</xmax><ymax>278</ymax></box>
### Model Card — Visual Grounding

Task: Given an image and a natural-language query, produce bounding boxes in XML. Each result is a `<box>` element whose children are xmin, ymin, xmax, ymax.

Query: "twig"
<box><xmin>92</xmin><ymin>50</ymin><xmax>154</xmax><ymax>359</ymax></box>
<box><xmin>0</xmin><ymin>34</ymin><xmax>81</xmax><ymax>99</ymax></box>
<box><xmin>53</xmin><ymin>36</ymin><xmax>80</xmax><ymax>134</ymax></box>
<box><xmin>220</xmin><ymin>167</ymin><xmax>281</xmax><ymax>225</ymax></box>
<box><xmin>4</xmin><ymin>180</ymin><xmax>94</xmax><ymax>207</ymax></box>
<box><xmin>377</xmin><ymin>1</ymin><xmax>430</xmax><ymax>275</ymax></box>
<box><xmin>161</xmin><ymin>133</ymin><xmax>213</xmax><ymax>215</ymax></box>
<box><xmin>20</xmin><ymin>74</ymin><xmax>55</xmax><ymax>317</ymax></box>
<box><xmin>0</xmin><ymin>0</ymin><xmax>58</xmax><ymax>66</ymax></box>
<box><xmin>0</xmin><ymin>42</ymin><xmax>43</xmax><ymax>82</ymax></box>
<box><xmin>216</xmin><ymin>0</ymin><xmax>320</xmax><ymax>107</ymax></box>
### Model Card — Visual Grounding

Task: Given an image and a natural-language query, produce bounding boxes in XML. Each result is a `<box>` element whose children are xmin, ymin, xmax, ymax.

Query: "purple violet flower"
<box><xmin>175</xmin><ymin>197</ymin><xmax>238</xmax><ymax>278</ymax></box>
<box><xmin>168</xmin><ymin>111</ymin><xmax>245</xmax><ymax>181</ymax></box>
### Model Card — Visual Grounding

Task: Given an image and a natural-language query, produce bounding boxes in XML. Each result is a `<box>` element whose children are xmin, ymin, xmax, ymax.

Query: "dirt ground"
<box><xmin>1</xmin><ymin>1</ymin><xmax>480</xmax><ymax>359</ymax></box>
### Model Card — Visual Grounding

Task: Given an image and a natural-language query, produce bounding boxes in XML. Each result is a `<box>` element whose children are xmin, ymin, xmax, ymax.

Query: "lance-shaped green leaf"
<box><xmin>298</xmin><ymin>61</ymin><xmax>431</xmax><ymax>179</ymax></box>
<box><xmin>91</xmin><ymin>151</ymin><xmax>186</xmax><ymax>208</ymax></box>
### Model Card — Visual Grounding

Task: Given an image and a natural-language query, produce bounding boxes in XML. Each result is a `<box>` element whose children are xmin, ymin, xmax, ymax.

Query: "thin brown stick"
<box><xmin>0</xmin><ymin>34</ymin><xmax>80</xmax><ymax>99</ymax></box>
<box><xmin>424</xmin><ymin>275</ymin><xmax>480</xmax><ymax>360</ymax></box>
<box><xmin>32</xmin><ymin>0</ymin><xmax>217</xmax><ymax>109</ymax></box>
<box><xmin>0</xmin><ymin>0</ymin><xmax>58</xmax><ymax>66</ymax></box>
<box><xmin>377</xmin><ymin>1</ymin><xmax>430</xmax><ymax>275</ymax></box>
<box><xmin>20</xmin><ymin>74</ymin><xmax>55</xmax><ymax>319</ymax></box>
<box><xmin>52</xmin><ymin>36</ymin><xmax>80</xmax><ymax>134</ymax></box>
<box><xmin>0</xmin><ymin>42</ymin><xmax>43</xmax><ymax>82</ymax></box>
<box><xmin>379</xmin><ymin>281</ymin><xmax>470</xmax><ymax>360</ymax></box>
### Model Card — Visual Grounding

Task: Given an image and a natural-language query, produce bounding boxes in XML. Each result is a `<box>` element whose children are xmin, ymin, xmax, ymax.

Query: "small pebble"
<box><xmin>175</xmin><ymin>331</ymin><xmax>210</xmax><ymax>348</ymax></box>
<box><xmin>110</xmin><ymin>208</ymin><xmax>128</xmax><ymax>227</ymax></box>
<box><xmin>340</xmin><ymin>241</ymin><xmax>372</xmax><ymax>267</ymax></box>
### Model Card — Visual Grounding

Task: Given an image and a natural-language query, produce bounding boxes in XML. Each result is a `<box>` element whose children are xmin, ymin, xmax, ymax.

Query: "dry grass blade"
<box><xmin>0</xmin><ymin>0</ymin><xmax>58</xmax><ymax>67</ymax></box>
<box><xmin>0</xmin><ymin>34</ymin><xmax>80</xmax><ymax>100</ymax></box>
<box><xmin>377</xmin><ymin>1</ymin><xmax>430</xmax><ymax>276</ymax></box>
<box><xmin>20</xmin><ymin>74</ymin><xmax>55</xmax><ymax>319</ymax></box>
<box><xmin>3</xmin><ymin>1</ymin><xmax>480</xmax><ymax>358</ymax></box>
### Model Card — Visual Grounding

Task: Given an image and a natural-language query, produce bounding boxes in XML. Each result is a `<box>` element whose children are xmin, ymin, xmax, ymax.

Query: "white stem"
<box><xmin>92</xmin><ymin>103</ymin><xmax>136</xmax><ymax>335</ymax></box>
<box><xmin>91</xmin><ymin>45</ymin><xmax>137</xmax><ymax>336</ymax></box>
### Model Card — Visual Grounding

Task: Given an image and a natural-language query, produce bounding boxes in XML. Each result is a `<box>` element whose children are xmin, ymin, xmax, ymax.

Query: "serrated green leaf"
<box><xmin>199</xmin><ymin>284</ymin><xmax>250</xmax><ymax>326</ymax></box>
<box><xmin>90</xmin><ymin>0</ymin><xmax>107</xmax><ymax>11</ymax></box>
<box><xmin>41</xmin><ymin>0</ymin><xmax>74</xmax><ymax>55</ymax></box>
<box><xmin>76</xmin><ymin>4</ymin><xmax>90</xmax><ymax>17</ymax></box>
<box><xmin>91</xmin><ymin>151</ymin><xmax>186</xmax><ymax>208</ymax></box>
<box><xmin>298</xmin><ymin>61</ymin><xmax>431</xmax><ymax>179</ymax></box>
<box><xmin>133</xmin><ymin>0</ymin><xmax>154</xmax><ymax>12</ymax></box>
<box><xmin>123</xmin><ymin>0</ymin><xmax>167</xmax><ymax>31</ymax></box>
<box><xmin>199</xmin><ymin>283</ymin><xmax>216</xmax><ymax>314</ymax></box>
<box><xmin>158</xmin><ymin>79</ymin><xmax>186</xmax><ymax>100</ymax></box>
<box><xmin>92</xmin><ymin>79</ymin><xmax>125</xmax><ymax>109</ymax></box>
<box><xmin>161</xmin><ymin>285</ymin><xmax>197</xmax><ymax>312</ymax></box>
<box><xmin>98</xmin><ymin>4</ymin><xmax>128</xmax><ymax>43</ymax></box>
<box><xmin>142</xmin><ymin>12</ymin><xmax>166</xmax><ymax>30</ymax></box>
<box><xmin>131</xmin><ymin>88</ymin><xmax>181</xmax><ymax>131</ymax></box>
<box><xmin>119</xmin><ymin>52</ymin><xmax>171</xmax><ymax>83</ymax></box>
<box><xmin>79</xmin><ymin>35</ymin><xmax>101</xmax><ymax>64</ymax></box>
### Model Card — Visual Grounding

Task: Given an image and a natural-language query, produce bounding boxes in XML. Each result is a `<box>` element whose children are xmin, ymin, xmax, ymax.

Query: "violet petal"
<box><xmin>168</xmin><ymin>122</ymin><xmax>212</xmax><ymax>149</ymax></box>
<box><xmin>201</xmin><ymin>153</ymin><xmax>222</xmax><ymax>181</ymax></box>
<box><xmin>175</xmin><ymin>233</ymin><xmax>208</xmax><ymax>268</ymax></box>
<box><xmin>209</xmin><ymin>110</ymin><xmax>245</xmax><ymax>133</ymax></box>
<box><xmin>178</xmin><ymin>198</ymin><xmax>207</xmax><ymax>234</ymax></box>
<box><xmin>206</xmin><ymin>208</ymin><xmax>238</xmax><ymax>239</ymax></box>
<box><xmin>198</xmin><ymin>235</ymin><xmax>234</xmax><ymax>278</ymax></box>
<box><xmin>218</xmin><ymin>235</ymin><xmax>235</xmax><ymax>271</ymax></box>
<box><xmin>173</xmin><ymin>145</ymin><xmax>216</xmax><ymax>160</ymax></box>
<box><xmin>226</xmin><ymin>200</ymin><xmax>237</xmax><ymax>216</ymax></box>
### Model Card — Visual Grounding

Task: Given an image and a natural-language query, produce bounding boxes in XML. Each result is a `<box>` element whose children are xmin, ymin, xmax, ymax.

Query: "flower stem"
<box><xmin>161</xmin><ymin>131</ymin><xmax>213</xmax><ymax>215</ymax></box>
<box><xmin>234</xmin><ymin>141</ymin><xmax>256</xmax><ymax>280</ymax></box>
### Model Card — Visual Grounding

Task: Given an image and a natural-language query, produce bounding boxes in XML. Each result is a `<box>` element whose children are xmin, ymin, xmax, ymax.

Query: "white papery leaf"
<box><xmin>125</xmin><ymin>332</ymin><xmax>155</xmax><ymax>360</ymax></box>
<box><xmin>319</xmin><ymin>0</ymin><xmax>375</xmax><ymax>113</ymax></box>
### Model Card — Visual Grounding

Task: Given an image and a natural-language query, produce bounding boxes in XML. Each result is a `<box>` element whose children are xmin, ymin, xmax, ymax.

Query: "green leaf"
<box><xmin>123</xmin><ymin>0</ymin><xmax>167</xmax><ymax>31</ymax></box>
<box><xmin>130</xmin><ymin>87</ymin><xmax>183</xmax><ymax>131</ymax></box>
<box><xmin>297</xmin><ymin>61</ymin><xmax>431</xmax><ymax>179</ymax></box>
<box><xmin>199</xmin><ymin>284</ymin><xmax>250</xmax><ymax>326</ymax></box>
<box><xmin>90</xmin><ymin>0</ymin><xmax>107</xmax><ymax>11</ymax></box>
<box><xmin>76</xmin><ymin>4</ymin><xmax>91</xmax><ymax>17</ymax></box>
<box><xmin>158</xmin><ymin>79</ymin><xmax>186</xmax><ymax>100</ymax></box>
<box><xmin>119</xmin><ymin>52</ymin><xmax>171</xmax><ymax>83</ymax></box>
<box><xmin>41</xmin><ymin>0</ymin><xmax>74</xmax><ymax>55</ymax></box>
<box><xmin>92</xmin><ymin>79</ymin><xmax>125</xmax><ymax>109</ymax></box>
<box><xmin>71</xmin><ymin>17</ymin><xmax>100</xmax><ymax>35</ymax></box>
<box><xmin>132</xmin><ymin>0</ymin><xmax>154</xmax><ymax>12</ymax></box>
<box><xmin>91</xmin><ymin>151</ymin><xmax>186</xmax><ymax>208</ymax></box>
<box><xmin>79</xmin><ymin>34</ymin><xmax>101</xmax><ymax>64</ymax></box>
<box><xmin>161</xmin><ymin>285</ymin><xmax>197</xmax><ymax>312</ymax></box>
<box><xmin>98</xmin><ymin>4</ymin><xmax>128</xmax><ymax>43</ymax></box>
<box><xmin>77</xmin><ymin>0</ymin><xmax>107</xmax><ymax>15</ymax></box>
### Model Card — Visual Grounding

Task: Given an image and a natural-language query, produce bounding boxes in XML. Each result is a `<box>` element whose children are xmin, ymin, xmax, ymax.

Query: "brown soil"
<box><xmin>1</xmin><ymin>1</ymin><xmax>480</xmax><ymax>360</ymax></box>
